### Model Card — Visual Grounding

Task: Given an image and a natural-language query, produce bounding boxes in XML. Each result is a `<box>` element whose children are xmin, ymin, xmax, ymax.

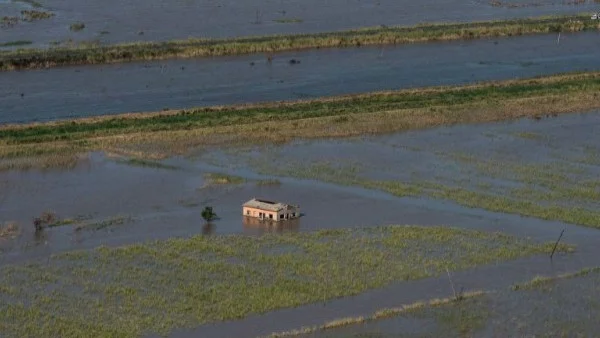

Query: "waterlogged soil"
<box><xmin>0</xmin><ymin>0</ymin><xmax>596</xmax><ymax>49</ymax></box>
<box><xmin>3</xmin><ymin>31</ymin><xmax>600</xmax><ymax>124</ymax></box>
<box><xmin>305</xmin><ymin>270</ymin><xmax>600</xmax><ymax>337</ymax></box>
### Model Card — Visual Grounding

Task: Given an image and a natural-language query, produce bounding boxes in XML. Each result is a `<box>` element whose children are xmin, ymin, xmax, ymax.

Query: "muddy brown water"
<box><xmin>2</xmin><ymin>112</ymin><xmax>600</xmax><ymax>337</ymax></box>
<box><xmin>0</xmin><ymin>0</ymin><xmax>597</xmax><ymax>49</ymax></box>
<box><xmin>2</xmin><ymin>31</ymin><xmax>600</xmax><ymax>124</ymax></box>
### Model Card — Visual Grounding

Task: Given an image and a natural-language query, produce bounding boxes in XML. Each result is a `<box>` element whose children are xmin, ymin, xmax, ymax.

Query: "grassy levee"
<box><xmin>0</xmin><ymin>14</ymin><xmax>597</xmax><ymax>71</ymax></box>
<box><xmin>1</xmin><ymin>71</ymin><xmax>600</xmax><ymax>147</ymax></box>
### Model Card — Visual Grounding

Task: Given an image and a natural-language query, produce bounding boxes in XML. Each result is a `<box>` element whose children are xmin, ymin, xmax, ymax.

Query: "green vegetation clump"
<box><xmin>203</xmin><ymin>172</ymin><xmax>246</xmax><ymax>185</ymax></box>
<box><xmin>0</xmin><ymin>14</ymin><xmax>596</xmax><ymax>70</ymax></box>
<box><xmin>69</xmin><ymin>22</ymin><xmax>85</xmax><ymax>32</ymax></box>
<box><xmin>0</xmin><ymin>225</ymin><xmax>571</xmax><ymax>337</ymax></box>
<box><xmin>1</xmin><ymin>16</ymin><xmax>19</xmax><ymax>27</ymax></box>
<box><xmin>201</xmin><ymin>206</ymin><xmax>217</xmax><ymax>222</ymax></box>
<box><xmin>20</xmin><ymin>10</ymin><xmax>54</xmax><ymax>21</ymax></box>
<box><xmin>0</xmin><ymin>222</ymin><xmax>19</xmax><ymax>239</ymax></box>
<box><xmin>117</xmin><ymin>158</ymin><xmax>180</xmax><ymax>170</ymax></box>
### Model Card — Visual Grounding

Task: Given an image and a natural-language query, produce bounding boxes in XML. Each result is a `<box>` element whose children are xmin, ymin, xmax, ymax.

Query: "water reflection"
<box><xmin>33</xmin><ymin>228</ymin><xmax>49</xmax><ymax>246</ymax></box>
<box><xmin>202</xmin><ymin>223</ymin><xmax>215</xmax><ymax>235</ymax></box>
<box><xmin>242</xmin><ymin>216</ymin><xmax>300</xmax><ymax>233</ymax></box>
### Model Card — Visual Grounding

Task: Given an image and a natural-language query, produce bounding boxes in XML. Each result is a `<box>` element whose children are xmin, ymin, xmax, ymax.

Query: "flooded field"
<box><xmin>2</xmin><ymin>31</ymin><xmax>600</xmax><ymax>124</ymax></box>
<box><xmin>0</xmin><ymin>0</ymin><xmax>597</xmax><ymax>49</ymax></box>
<box><xmin>2</xmin><ymin>106</ymin><xmax>600</xmax><ymax>336</ymax></box>
<box><xmin>175</xmin><ymin>109</ymin><xmax>600</xmax><ymax>337</ymax></box>
<box><xmin>298</xmin><ymin>268</ymin><xmax>600</xmax><ymax>337</ymax></box>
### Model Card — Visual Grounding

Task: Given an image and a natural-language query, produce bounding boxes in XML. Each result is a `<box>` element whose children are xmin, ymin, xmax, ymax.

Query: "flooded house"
<box><xmin>242</xmin><ymin>198</ymin><xmax>300</xmax><ymax>221</ymax></box>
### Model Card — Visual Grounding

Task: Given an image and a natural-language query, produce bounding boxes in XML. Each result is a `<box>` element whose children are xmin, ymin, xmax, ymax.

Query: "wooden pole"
<box><xmin>550</xmin><ymin>228</ymin><xmax>565</xmax><ymax>260</ymax></box>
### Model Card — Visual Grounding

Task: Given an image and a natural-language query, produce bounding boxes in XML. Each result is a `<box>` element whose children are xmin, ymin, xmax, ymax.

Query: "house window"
<box><xmin>292</xmin><ymin>213</ymin><xmax>296</xmax><ymax>217</ymax></box>
<box><xmin>280</xmin><ymin>214</ymin><xmax>284</xmax><ymax>219</ymax></box>
<box><xmin>269</xmin><ymin>214</ymin><xmax>273</xmax><ymax>219</ymax></box>
<box><xmin>246</xmin><ymin>210</ymin><xmax>250</xmax><ymax>215</ymax></box>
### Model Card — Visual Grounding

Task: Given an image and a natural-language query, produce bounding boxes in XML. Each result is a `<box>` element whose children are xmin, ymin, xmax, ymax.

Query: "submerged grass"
<box><xmin>269</xmin><ymin>267</ymin><xmax>600</xmax><ymax>337</ymax></box>
<box><xmin>0</xmin><ymin>40</ymin><xmax>32</xmax><ymax>47</ymax></box>
<box><xmin>265</xmin><ymin>291</ymin><xmax>486</xmax><ymax>338</ymax></box>
<box><xmin>249</xmin><ymin>157</ymin><xmax>600</xmax><ymax>229</ymax></box>
<box><xmin>116</xmin><ymin>158</ymin><xmax>180</xmax><ymax>170</ymax></box>
<box><xmin>511</xmin><ymin>266</ymin><xmax>600</xmax><ymax>290</ymax></box>
<box><xmin>0</xmin><ymin>225</ymin><xmax>572</xmax><ymax>337</ymax></box>
<box><xmin>0</xmin><ymin>14</ymin><xmax>597</xmax><ymax>70</ymax></box>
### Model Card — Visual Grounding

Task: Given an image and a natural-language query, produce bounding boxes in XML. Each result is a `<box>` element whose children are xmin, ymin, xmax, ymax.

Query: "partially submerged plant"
<box><xmin>20</xmin><ymin>10</ymin><xmax>54</xmax><ymax>21</ymax></box>
<box><xmin>70</xmin><ymin>22</ymin><xmax>85</xmax><ymax>32</ymax></box>
<box><xmin>201</xmin><ymin>206</ymin><xmax>217</xmax><ymax>222</ymax></box>
<box><xmin>33</xmin><ymin>210</ymin><xmax>57</xmax><ymax>231</ymax></box>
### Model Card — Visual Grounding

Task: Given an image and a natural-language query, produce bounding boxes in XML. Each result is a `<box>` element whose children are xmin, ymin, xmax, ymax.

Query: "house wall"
<box><xmin>243</xmin><ymin>207</ymin><xmax>277</xmax><ymax>220</ymax></box>
<box><xmin>242</xmin><ymin>206</ymin><xmax>300</xmax><ymax>220</ymax></box>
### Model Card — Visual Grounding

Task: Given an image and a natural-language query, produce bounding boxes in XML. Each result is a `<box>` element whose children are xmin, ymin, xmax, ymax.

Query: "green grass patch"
<box><xmin>69</xmin><ymin>22</ymin><xmax>85</xmax><ymax>32</ymax></box>
<box><xmin>0</xmin><ymin>225</ymin><xmax>572</xmax><ymax>337</ymax></box>
<box><xmin>203</xmin><ymin>172</ymin><xmax>246</xmax><ymax>185</ymax></box>
<box><xmin>0</xmin><ymin>14</ymin><xmax>597</xmax><ymax>70</ymax></box>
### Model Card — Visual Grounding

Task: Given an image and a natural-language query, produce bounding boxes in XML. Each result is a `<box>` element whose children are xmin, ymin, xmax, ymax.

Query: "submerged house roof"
<box><xmin>243</xmin><ymin>198</ymin><xmax>298</xmax><ymax>212</ymax></box>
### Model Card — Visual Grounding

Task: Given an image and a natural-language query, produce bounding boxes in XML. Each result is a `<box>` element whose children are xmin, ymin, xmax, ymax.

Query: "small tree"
<box><xmin>201</xmin><ymin>206</ymin><xmax>217</xmax><ymax>222</ymax></box>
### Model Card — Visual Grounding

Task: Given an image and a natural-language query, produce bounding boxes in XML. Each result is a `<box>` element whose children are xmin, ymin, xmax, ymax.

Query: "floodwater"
<box><xmin>0</xmin><ymin>151</ymin><xmax>537</xmax><ymax>264</ymax></box>
<box><xmin>304</xmin><ymin>269</ymin><xmax>600</xmax><ymax>337</ymax></box>
<box><xmin>2</xmin><ymin>111</ymin><xmax>600</xmax><ymax>336</ymax></box>
<box><xmin>0</xmin><ymin>0</ymin><xmax>596</xmax><ymax>48</ymax></box>
<box><xmin>2</xmin><ymin>31</ymin><xmax>600</xmax><ymax>124</ymax></box>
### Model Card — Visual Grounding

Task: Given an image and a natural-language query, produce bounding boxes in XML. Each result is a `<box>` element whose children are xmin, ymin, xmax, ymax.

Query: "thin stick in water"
<box><xmin>550</xmin><ymin>228</ymin><xmax>565</xmax><ymax>260</ymax></box>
